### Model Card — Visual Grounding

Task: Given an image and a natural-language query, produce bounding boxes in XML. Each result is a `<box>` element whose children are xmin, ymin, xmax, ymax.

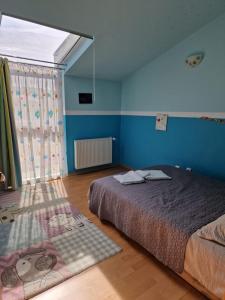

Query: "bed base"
<box><xmin>112</xmin><ymin>222</ymin><xmax>222</xmax><ymax>299</ymax></box>
<box><xmin>98</xmin><ymin>216</ymin><xmax>223</xmax><ymax>299</ymax></box>
<box><xmin>179</xmin><ymin>271</ymin><xmax>220</xmax><ymax>300</ymax></box>
<box><xmin>100</xmin><ymin>219</ymin><xmax>223</xmax><ymax>299</ymax></box>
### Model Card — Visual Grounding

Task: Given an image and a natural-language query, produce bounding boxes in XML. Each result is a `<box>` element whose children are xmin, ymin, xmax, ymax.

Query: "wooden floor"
<box><xmin>29</xmin><ymin>167</ymin><xmax>206</xmax><ymax>300</ymax></box>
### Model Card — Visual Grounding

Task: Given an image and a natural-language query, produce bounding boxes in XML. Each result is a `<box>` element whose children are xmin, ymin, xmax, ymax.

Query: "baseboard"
<box><xmin>72</xmin><ymin>164</ymin><xmax>123</xmax><ymax>175</ymax></box>
<box><xmin>66</xmin><ymin>164</ymin><xmax>129</xmax><ymax>176</ymax></box>
<box><xmin>119</xmin><ymin>164</ymin><xmax>132</xmax><ymax>170</ymax></box>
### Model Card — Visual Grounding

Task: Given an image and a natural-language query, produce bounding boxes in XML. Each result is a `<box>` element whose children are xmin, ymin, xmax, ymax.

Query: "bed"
<box><xmin>88</xmin><ymin>165</ymin><xmax>225</xmax><ymax>299</ymax></box>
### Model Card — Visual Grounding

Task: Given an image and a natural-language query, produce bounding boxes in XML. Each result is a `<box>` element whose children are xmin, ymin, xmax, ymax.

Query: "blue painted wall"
<box><xmin>121</xmin><ymin>14</ymin><xmax>225</xmax><ymax>112</ymax></box>
<box><xmin>66</xmin><ymin>115</ymin><xmax>121</xmax><ymax>172</ymax></box>
<box><xmin>120</xmin><ymin>116</ymin><xmax>225</xmax><ymax>180</ymax></box>
<box><xmin>119</xmin><ymin>14</ymin><xmax>225</xmax><ymax>179</ymax></box>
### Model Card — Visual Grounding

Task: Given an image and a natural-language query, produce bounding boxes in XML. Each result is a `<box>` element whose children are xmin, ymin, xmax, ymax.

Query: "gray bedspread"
<box><xmin>89</xmin><ymin>165</ymin><xmax>225</xmax><ymax>273</ymax></box>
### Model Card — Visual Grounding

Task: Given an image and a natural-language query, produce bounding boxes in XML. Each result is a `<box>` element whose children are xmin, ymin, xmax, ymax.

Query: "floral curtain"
<box><xmin>9</xmin><ymin>62</ymin><xmax>67</xmax><ymax>184</ymax></box>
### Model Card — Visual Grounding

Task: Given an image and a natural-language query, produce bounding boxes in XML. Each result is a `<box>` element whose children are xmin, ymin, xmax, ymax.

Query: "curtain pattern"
<box><xmin>9</xmin><ymin>62</ymin><xmax>67</xmax><ymax>184</ymax></box>
<box><xmin>0</xmin><ymin>58</ymin><xmax>22</xmax><ymax>190</ymax></box>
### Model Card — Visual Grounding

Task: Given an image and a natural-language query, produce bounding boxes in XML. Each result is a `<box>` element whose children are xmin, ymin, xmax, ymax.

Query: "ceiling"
<box><xmin>1</xmin><ymin>0</ymin><xmax>225</xmax><ymax>81</ymax></box>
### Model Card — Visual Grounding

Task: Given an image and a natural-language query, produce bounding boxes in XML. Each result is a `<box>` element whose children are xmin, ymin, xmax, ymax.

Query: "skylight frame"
<box><xmin>0</xmin><ymin>12</ymin><xmax>93</xmax><ymax>67</ymax></box>
<box><xmin>2</xmin><ymin>12</ymin><xmax>93</xmax><ymax>40</ymax></box>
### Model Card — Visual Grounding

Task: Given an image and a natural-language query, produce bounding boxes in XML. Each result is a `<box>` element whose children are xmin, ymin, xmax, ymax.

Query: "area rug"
<box><xmin>0</xmin><ymin>181</ymin><xmax>121</xmax><ymax>300</ymax></box>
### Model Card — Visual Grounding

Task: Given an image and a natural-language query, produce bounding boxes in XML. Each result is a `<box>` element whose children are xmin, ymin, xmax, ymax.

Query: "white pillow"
<box><xmin>197</xmin><ymin>214</ymin><xmax>225</xmax><ymax>246</ymax></box>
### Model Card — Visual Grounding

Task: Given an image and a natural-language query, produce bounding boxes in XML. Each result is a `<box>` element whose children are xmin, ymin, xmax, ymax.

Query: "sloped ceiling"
<box><xmin>1</xmin><ymin>0</ymin><xmax>225</xmax><ymax>80</ymax></box>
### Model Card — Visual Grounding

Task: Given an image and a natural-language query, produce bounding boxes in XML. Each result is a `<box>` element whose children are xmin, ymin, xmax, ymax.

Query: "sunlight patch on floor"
<box><xmin>18</xmin><ymin>180</ymin><xmax>68</xmax><ymax>208</ymax></box>
<box><xmin>32</xmin><ymin>267</ymin><xmax>123</xmax><ymax>300</ymax></box>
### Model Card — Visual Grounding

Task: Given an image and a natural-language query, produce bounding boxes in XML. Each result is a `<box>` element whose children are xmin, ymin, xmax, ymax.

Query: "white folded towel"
<box><xmin>135</xmin><ymin>170</ymin><xmax>153</xmax><ymax>178</ymax></box>
<box><xmin>113</xmin><ymin>169</ymin><xmax>171</xmax><ymax>185</ymax></box>
<box><xmin>144</xmin><ymin>170</ymin><xmax>171</xmax><ymax>180</ymax></box>
<box><xmin>113</xmin><ymin>171</ymin><xmax>145</xmax><ymax>185</ymax></box>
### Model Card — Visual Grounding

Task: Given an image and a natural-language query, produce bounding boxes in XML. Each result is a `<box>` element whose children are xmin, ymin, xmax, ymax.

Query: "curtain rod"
<box><xmin>3</xmin><ymin>59</ymin><xmax>65</xmax><ymax>71</ymax></box>
<box><xmin>0</xmin><ymin>53</ymin><xmax>66</xmax><ymax>67</ymax></box>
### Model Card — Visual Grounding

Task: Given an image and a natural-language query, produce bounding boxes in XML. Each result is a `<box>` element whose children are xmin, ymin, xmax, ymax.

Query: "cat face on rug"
<box><xmin>48</xmin><ymin>213</ymin><xmax>77</xmax><ymax>228</ymax></box>
<box><xmin>47</xmin><ymin>213</ymin><xmax>87</xmax><ymax>231</ymax></box>
<box><xmin>0</xmin><ymin>204</ymin><xmax>27</xmax><ymax>224</ymax></box>
<box><xmin>1</xmin><ymin>248</ymin><xmax>57</xmax><ymax>286</ymax></box>
<box><xmin>1</xmin><ymin>248</ymin><xmax>63</xmax><ymax>299</ymax></box>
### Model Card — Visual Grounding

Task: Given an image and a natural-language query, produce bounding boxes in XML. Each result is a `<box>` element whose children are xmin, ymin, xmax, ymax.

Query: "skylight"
<box><xmin>0</xmin><ymin>15</ymin><xmax>80</xmax><ymax>65</ymax></box>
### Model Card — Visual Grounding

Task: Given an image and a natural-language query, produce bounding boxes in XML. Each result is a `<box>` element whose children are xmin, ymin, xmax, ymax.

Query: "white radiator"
<box><xmin>74</xmin><ymin>137</ymin><xmax>112</xmax><ymax>169</ymax></box>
